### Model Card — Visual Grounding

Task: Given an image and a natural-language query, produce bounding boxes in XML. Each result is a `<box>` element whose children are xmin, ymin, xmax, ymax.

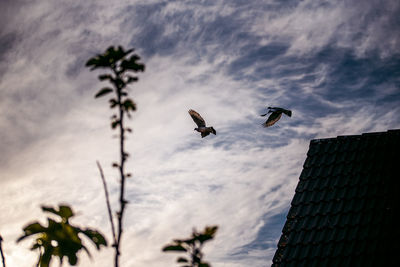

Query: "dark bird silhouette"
<box><xmin>261</xmin><ymin>107</ymin><xmax>292</xmax><ymax>127</ymax></box>
<box><xmin>188</xmin><ymin>109</ymin><xmax>216</xmax><ymax>138</ymax></box>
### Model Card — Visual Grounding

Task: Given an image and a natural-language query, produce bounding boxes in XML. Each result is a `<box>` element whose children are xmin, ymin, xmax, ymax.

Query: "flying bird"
<box><xmin>261</xmin><ymin>107</ymin><xmax>292</xmax><ymax>127</ymax></box>
<box><xmin>188</xmin><ymin>109</ymin><xmax>216</xmax><ymax>138</ymax></box>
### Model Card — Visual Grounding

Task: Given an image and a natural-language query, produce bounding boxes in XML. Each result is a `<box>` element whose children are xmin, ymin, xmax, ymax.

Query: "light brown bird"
<box><xmin>261</xmin><ymin>107</ymin><xmax>292</xmax><ymax>127</ymax></box>
<box><xmin>188</xmin><ymin>109</ymin><xmax>216</xmax><ymax>138</ymax></box>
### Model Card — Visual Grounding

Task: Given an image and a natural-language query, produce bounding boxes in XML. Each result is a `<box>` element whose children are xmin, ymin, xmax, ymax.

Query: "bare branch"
<box><xmin>96</xmin><ymin>161</ymin><xmax>117</xmax><ymax>246</ymax></box>
<box><xmin>0</xmin><ymin>234</ymin><xmax>6</xmax><ymax>267</ymax></box>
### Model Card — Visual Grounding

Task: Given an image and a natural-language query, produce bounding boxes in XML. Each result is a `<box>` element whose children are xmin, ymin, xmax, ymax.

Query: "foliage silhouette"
<box><xmin>163</xmin><ymin>226</ymin><xmax>218</xmax><ymax>267</ymax></box>
<box><xmin>17</xmin><ymin>205</ymin><xmax>106</xmax><ymax>267</ymax></box>
<box><xmin>86</xmin><ymin>45</ymin><xmax>145</xmax><ymax>267</ymax></box>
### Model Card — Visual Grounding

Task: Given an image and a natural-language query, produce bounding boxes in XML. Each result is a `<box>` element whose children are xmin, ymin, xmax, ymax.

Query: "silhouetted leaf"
<box><xmin>58</xmin><ymin>205</ymin><xmax>74</xmax><ymax>221</ymax></box>
<box><xmin>106</xmin><ymin>46</ymin><xmax>133</xmax><ymax>63</ymax></box>
<box><xmin>120</xmin><ymin>55</ymin><xmax>145</xmax><ymax>72</ymax></box>
<box><xmin>122</xmin><ymin>99</ymin><xmax>136</xmax><ymax>112</ymax></box>
<box><xmin>111</xmin><ymin>120</ymin><xmax>120</xmax><ymax>129</ymax></box>
<box><xmin>162</xmin><ymin>245</ymin><xmax>187</xmax><ymax>252</ymax></box>
<box><xmin>163</xmin><ymin>225</ymin><xmax>218</xmax><ymax>267</ymax></box>
<box><xmin>195</xmin><ymin>226</ymin><xmax>218</xmax><ymax>244</ymax></box>
<box><xmin>82</xmin><ymin>229</ymin><xmax>107</xmax><ymax>249</ymax></box>
<box><xmin>67</xmin><ymin>253</ymin><xmax>78</xmax><ymax>265</ymax></box>
<box><xmin>85</xmin><ymin>56</ymin><xmax>110</xmax><ymax>70</ymax></box>
<box><xmin>126</xmin><ymin>76</ymin><xmax>138</xmax><ymax>83</ymax></box>
<box><xmin>177</xmin><ymin>257</ymin><xmax>188</xmax><ymax>263</ymax></box>
<box><xmin>42</xmin><ymin>205</ymin><xmax>74</xmax><ymax>222</ymax></box>
<box><xmin>41</xmin><ymin>206</ymin><xmax>58</xmax><ymax>216</ymax></box>
<box><xmin>17</xmin><ymin>222</ymin><xmax>46</xmax><ymax>242</ymax></box>
<box><xmin>41</xmin><ymin>248</ymin><xmax>52</xmax><ymax>267</ymax></box>
<box><xmin>98</xmin><ymin>74</ymin><xmax>113</xmax><ymax>81</ymax></box>
<box><xmin>95</xmin><ymin>88</ymin><xmax>113</xmax><ymax>98</ymax></box>
<box><xmin>109</xmin><ymin>99</ymin><xmax>118</xmax><ymax>108</ymax></box>
<box><xmin>18</xmin><ymin>205</ymin><xmax>107</xmax><ymax>267</ymax></box>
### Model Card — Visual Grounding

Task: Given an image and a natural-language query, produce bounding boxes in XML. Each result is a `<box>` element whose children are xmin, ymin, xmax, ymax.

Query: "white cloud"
<box><xmin>1</xmin><ymin>0</ymin><xmax>399</xmax><ymax>266</ymax></box>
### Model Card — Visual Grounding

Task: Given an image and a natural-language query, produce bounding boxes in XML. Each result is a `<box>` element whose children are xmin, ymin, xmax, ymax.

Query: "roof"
<box><xmin>272</xmin><ymin>129</ymin><xmax>400</xmax><ymax>267</ymax></box>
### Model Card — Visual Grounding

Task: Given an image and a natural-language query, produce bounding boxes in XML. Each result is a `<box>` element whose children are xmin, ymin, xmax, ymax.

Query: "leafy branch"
<box><xmin>17</xmin><ymin>205</ymin><xmax>106</xmax><ymax>267</ymax></box>
<box><xmin>86</xmin><ymin>46</ymin><xmax>145</xmax><ymax>267</ymax></box>
<box><xmin>163</xmin><ymin>226</ymin><xmax>218</xmax><ymax>267</ymax></box>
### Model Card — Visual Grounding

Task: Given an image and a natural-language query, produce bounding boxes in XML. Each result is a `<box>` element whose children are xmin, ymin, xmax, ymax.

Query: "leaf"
<box><xmin>162</xmin><ymin>244</ymin><xmax>187</xmax><ymax>252</ymax></box>
<box><xmin>95</xmin><ymin>88</ymin><xmax>113</xmax><ymax>98</ymax></box>
<box><xmin>40</xmin><ymin>247</ymin><xmax>53</xmax><ymax>267</ymax></box>
<box><xmin>120</xmin><ymin>55</ymin><xmax>145</xmax><ymax>72</ymax></box>
<box><xmin>86</xmin><ymin>46</ymin><xmax>133</xmax><ymax>71</ymax></box>
<box><xmin>41</xmin><ymin>206</ymin><xmax>58</xmax><ymax>216</ymax></box>
<box><xmin>107</xmin><ymin>46</ymin><xmax>133</xmax><ymax>63</ymax></box>
<box><xmin>58</xmin><ymin>205</ymin><xmax>74</xmax><ymax>221</ymax></box>
<box><xmin>17</xmin><ymin>222</ymin><xmax>46</xmax><ymax>242</ymax></box>
<box><xmin>85</xmin><ymin>56</ymin><xmax>111</xmax><ymax>70</ymax></box>
<box><xmin>126</xmin><ymin>76</ymin><xmax>138</xmax><ymax>84</ymax></box>
<box><xmin>198</xmin><ymin>226</ymin><xmax>218</xmax><ymax>243</ymax></box>
<box><xmin>18</xmin><ymin>205</ymin><xmax>106</xmax><ymax>267</ymax></box>
<box><xmin>41</xmin><ymin>205</ymin><xmax>74</xmax><ymax>222</ymax></box>
<box><xmin>82</xmin><ymin>229</ymin><xmax>107</xmax><ymax>249</ymax></box>
<box><xmin>111</xmin><ymin>120</ymin><xmax>120</xmax><ymax>129</ymax></box>
<box><xmin>109</xmin><ymin>99</ymin><xmax>118</xmax><ymax>108</ymax></box>
<box><xmin>177</xmin><ymin>257</ymin><xmax>188</xmax><ymax>263</ymax></box>
<box><xmin>122</xmin><ymin>99</ymin><xmax>136</xmax><ymax>112</ymax></box>
<box><xmin>98</xmin><ymin>74</ymin><xmax>113</xmax><ymax>81</ymax></box>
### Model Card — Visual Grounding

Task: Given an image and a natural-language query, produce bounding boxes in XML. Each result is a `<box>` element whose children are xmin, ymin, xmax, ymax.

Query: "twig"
<box><xmin>0</xmin><ymin>234</ymin><xmax>6</xmax><ymax>267</ymax></box>
<box><xmin>96</xmin><ymin>161</ymin><xmax>117</xmax><ymax>246</ymax></box>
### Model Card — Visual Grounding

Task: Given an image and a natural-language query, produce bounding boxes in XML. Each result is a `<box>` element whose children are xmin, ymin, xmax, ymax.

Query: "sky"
<box><xmin>0</xmin><ymin>0</ymin><xmax>399</xmax><ymax>266</ymax></box>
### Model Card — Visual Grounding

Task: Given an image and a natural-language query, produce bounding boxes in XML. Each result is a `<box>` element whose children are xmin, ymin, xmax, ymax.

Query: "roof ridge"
<box><xmin>310</xmin><ymin>128</ymin><xmax>400</xmax><ymax>144</ymax></box>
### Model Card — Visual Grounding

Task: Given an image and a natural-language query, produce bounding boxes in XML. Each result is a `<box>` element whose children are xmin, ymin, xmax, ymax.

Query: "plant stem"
<box><xmin>96</xmin><ymin>161</ymin><xmax>117</xmax><ymax>246</ymax></box>
<box><xmin>114</xmin><ymin>68</ymin><xmax>127</xmax><ymax>267</ymax></box>
<box><xmin>0</xmin><ymin>234</ymin><xmax>6</xmax><ymax>267</ymax></box>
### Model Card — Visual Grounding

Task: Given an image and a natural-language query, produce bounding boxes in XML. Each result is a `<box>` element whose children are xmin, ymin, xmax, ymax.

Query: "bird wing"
<box><xmin>188</xmin><ymin>109</ymin><xmax>206</xmax><ymax>127</ymax></box>
<box><xmin>268</xmin><ymin>107</ymin><xmax>292</xmax><ymax>117</ymax></box>
<box><xmin>263</xmin><ymin>112</ymin><xmax>282</xmax><ymax>127</ymax></box>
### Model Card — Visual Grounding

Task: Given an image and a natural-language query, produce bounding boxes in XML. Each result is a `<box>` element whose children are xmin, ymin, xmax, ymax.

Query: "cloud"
<box><xmin>1</xmin><ymin>0</ymin><xmax>399</xmax><ymax>266</ymax></box>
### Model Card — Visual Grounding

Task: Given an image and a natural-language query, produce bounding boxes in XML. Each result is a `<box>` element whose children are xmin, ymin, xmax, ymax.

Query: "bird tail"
<box><xmin>201</xmin><ymin>132</ymin><xmax>209</xmax><ymax>138</ymax></box>
<box><xmin>211</xmin><ymin>127</ymin><xmax>216</xmax><ymax>135</ymax></box>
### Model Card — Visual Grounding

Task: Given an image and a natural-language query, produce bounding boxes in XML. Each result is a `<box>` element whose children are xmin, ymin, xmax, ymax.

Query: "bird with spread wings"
<box><xmin>261</xmin><ymin>107</ymin><xmax>292</xmax><ymax>127</ymax></box>
<box><xmin>188</xmin><ymin>109</ymin><xmax>216</xmax><ymax>138</ymax></box>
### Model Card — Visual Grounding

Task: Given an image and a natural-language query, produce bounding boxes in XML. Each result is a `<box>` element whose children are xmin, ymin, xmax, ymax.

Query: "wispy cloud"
<box><xmin>1</xmin><ymin>0</ymin><xmax>399</xmax><ymax>266</ymax></box>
